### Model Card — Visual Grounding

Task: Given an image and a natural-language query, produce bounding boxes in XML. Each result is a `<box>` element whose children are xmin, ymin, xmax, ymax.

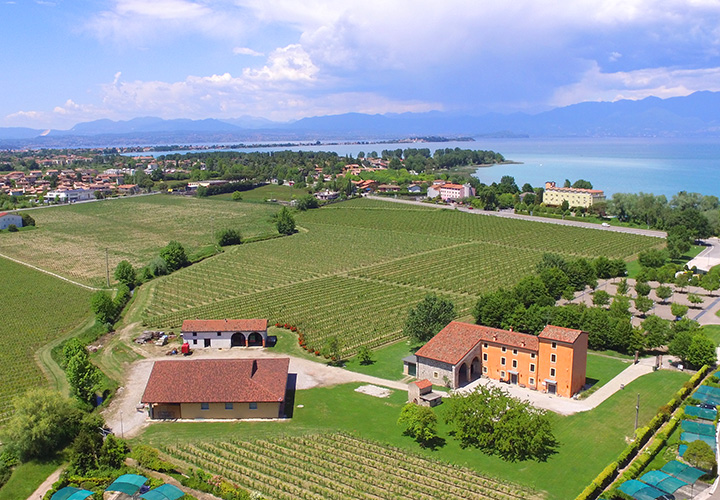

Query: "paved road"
<box><xmin>366</xmin><ymin>196</ymin><xmax>667</xmax><ymax>238</ymax></box>
<box><xmin>687</xmin><ymin>237</ymin><xmax>720</xmax><ymax>272</ymax></box>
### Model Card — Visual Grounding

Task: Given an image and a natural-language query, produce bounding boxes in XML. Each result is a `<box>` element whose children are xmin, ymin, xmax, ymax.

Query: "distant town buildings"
<box><xmin>543</xmin><ymin>181</ymin><xmax>605</xmax><ymax>208</ymax></box>
<box><xmin>427</xmin><ymin>181</ymin><xmax>475</xmax><ymax>201</ymax></box>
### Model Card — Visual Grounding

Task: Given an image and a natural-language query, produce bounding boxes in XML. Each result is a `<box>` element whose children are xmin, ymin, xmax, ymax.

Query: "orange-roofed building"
<box><xmin>181</xmin><ymin>318</ymin><xmax>268</xmax><ymax>348</ymax></box>
<box><xmin>412</xmin><ymin>321</ymin><xmax>587</xmax><ymax>398</ymax></box>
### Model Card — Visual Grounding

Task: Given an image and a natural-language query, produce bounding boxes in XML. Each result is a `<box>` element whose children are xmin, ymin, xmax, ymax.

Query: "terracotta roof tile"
<box><xmin>414</xmin><ymin>379</ymin><xmax>433</xmax><ymax>390</ymax></box>
<box><xmin>182</xmin><ymin>319</ymin><xmax>267</xmax><ymax>332</ymax></box>
<box><xmin>538</xmin><ymin>325</ymin><xmax>584</xmax><ymax>344</ymax></box>
<box><xmin>141</xmin><ymin>358</ymin><xmax>289</xmax><ymax>404</ymax></box>
<box><xmin>415</xmin><ymin>321</ymin><xmax>539</xmax><ymax>365</ymax></box>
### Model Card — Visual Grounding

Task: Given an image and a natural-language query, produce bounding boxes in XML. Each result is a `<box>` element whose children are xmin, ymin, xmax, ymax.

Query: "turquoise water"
<box><xmin>139</xmin><ymin>137</ymin><xmax>720</xmax><ymax>198</ymax></box>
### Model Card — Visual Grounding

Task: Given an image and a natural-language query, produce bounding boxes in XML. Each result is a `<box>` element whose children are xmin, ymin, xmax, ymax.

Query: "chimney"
<box><xmin>509</xmin><ymin>327</ymin><xmax>513</xmax><ymax>332</ymax></box>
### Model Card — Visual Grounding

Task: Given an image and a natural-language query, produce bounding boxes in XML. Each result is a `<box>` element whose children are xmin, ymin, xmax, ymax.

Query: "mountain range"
<box><xmin>3</xmin><ymin>91</ymin><xmax>720</xmax><ymax>148</ymax></box>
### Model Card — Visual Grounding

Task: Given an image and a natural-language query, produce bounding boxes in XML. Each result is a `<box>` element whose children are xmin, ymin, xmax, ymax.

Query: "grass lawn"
<box><xmin>137</xmin><ymin>369</ymin><xmax>689</xmax><ymax>499</ymax></box>
<box><xmin>213</xmin><ymin>184</ymin><xmax>310</xmax><ymax>203</ymax></box>
<box><xmin>0</xmin><ymin>194</ymin><xmax>279</xmax><ymax>286</ymax></box>
<box><xmin>342</xmin><ymin>339</ymin><xmax>413</xmax><ymax>381</ymax></box>
<box><xmin>703</xmin><ymin>325</ymin><xmax>720</xmax><ymax>346</ymax></box>
<box><xmin>0</xmin><ymin>457</ymin><xmax>65</xmax><ymax>500</ymax></box>
<box><xmin>583</xmin><ymin>353</ymin><xmax>631</xmax><ymax>392</ymax></box>
<box><xmin>627</xmin><ymin>244</ymin><xmax>704</xmax><ymax>279</ymax></box>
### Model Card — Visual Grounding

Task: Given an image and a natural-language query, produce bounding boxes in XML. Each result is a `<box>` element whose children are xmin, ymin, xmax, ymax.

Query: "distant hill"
<box><xmin>2</xmin><ymin>91</ymin><xmax>720</xmax><ymax>147</ymax></box>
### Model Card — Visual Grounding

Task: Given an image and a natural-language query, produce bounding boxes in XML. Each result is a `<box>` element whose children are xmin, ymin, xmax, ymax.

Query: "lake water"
<box><xmin>136</xmin><ymin>137</ymin><xmax>720</xmax><ymax>198</ymax></box>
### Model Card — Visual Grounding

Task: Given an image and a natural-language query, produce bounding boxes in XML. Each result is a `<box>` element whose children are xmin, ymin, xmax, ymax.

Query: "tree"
<box><xmin>99</xmin><ymin>434</ymin><xmax>128</xmax><ymax>469</ymax></box>
<box><xmin>593</xmin><ymin>256</ymin><xmax>614</xmax><ymax>279</ymax></box>
<box><xmin>685</xmin><ymin>333</ymin><xmax>717</xmax><ymax>368</ymax></box>
<box><xmin>66</xmin><ymin>352</ymin><xmax>101</xmax><ymax>405</ymax></box>
<box><xmin>666</xmin><ymin>225</ymin><xmax>693</xmax><ymax>259</ymax></box>
<box><xmin>701</xmin><ymin>273</ymin><xmax>720</xmax><ymax>296</ymax></box>
<box><xmin>405</xmin><ymin>294</ymin><xmax>456</xmax><ymax>344</ymax></box>
<box><xmin>160</xmin><ymin>240</ymin><xmax>189</xmax><ymax>272</ymax></box>
<box><xmin>539</xmin><ymin>267</ymin><xmax>570</xmax><ymax>300</ymax></box>
<box><xmin>634</xmin><ymin>282</ymin><xmax>651</xmax><ymax>297</ymax></box>
<box><xmin>397</xmin><ymin>403</ymin><xmax>439</xmax><ymax>447</ymax></box>
<box><xmin>1</xmin><ymin>389</ymin><xmax>81</xmax><ymax>461</ymax></box>
<box><xmin>642</xmin><ymin>315</ymin><xmax>671</xmax><ymax>350</ymax></box>
<box><xmin>322</xmin><ymin>336</ymin><xmax>343</xmax><ymax>364</ymax></box>
<box><xmin>675</xmin><ymin>273</ymin><xmax>690</xmax><ymax>294</ymax></box>
<box><xmin>356</xmin><ymin>345</ymin><xmax>373</xmax><ymax>365</ymax></box>
<box><xmin>615</xmin><ymin>278</ymin><xmax>629</xmax><ymax>296</ymax></box>
<box><xmin>638</xmin><ymin>249</ymin><xmax>668</xmax><ymax>268</ymax></box>
<box><xmin>91</xmin><ymin>291</ymin><xmax>116</xmax><ymax>325</ymax></box>
<box><xmin>114</xmin><ymin>260</ymin><xmax>136</xmax><ymax>289</ymax></box>
<box><xmin>609</xmin><ymin>295</ymin><xmax>632</xmax><ymax>319</ymax></box>
<box><xmin>216</xmin><ymin>228</ymin><xmax>242</xmax><ymax>247</ymax></box>
<box><xmin>634</xmin><ymin>296</ymin><xmax>653</xmax><ymax>318</ymax></box>
<box><xmin>444</xmin><ymin>386</ymin><xmax>557</xmax><ymax>462</ymax></box>
<box><xmin>20</xmin><ymin>212</ymin><xmax>35</xmax><ymax>227</ymax></box>
<box><xmin>670</xmin><ymin>302</ymin><xmax>689</xmax><ymax>319</ymax></box>
<box><xmin>655</xmin><ymin>285</ymin><xmax>672</xmax><ymax>304</ymax></box>
<box><xmin>275</xmin><ymin>206</ymin><xmax>296</xmax><ymax>235</ymax></box>
<box><xmin>296</xmin><ymin>194</ymin><xmax>319</xmax><ymax>210</ymax></box>
<box><xmin>684</xmin><ymin>440</ymin><xmax>717</xmax><ymax>472</ymax></box>
<box><xmin>688</xmin><ymin>293</ymin><xmax>704</xmax><ymax>308</ymax></box>
<box><xmin>513</xmin><ymin>275</ymin><xmax>553</xmax><ymax>308</ymax></box>
<box><xmin>572</xmin><ymin>179</ymin><xmax>593</xmax><ymax>189</ymax></box>
<box><xmin>231</xmin><ymin>190</ymin><xmax>243</xmax><ymax>201</ymax></box>
<box><xmin>561</xmin><ymin>199</ymin><xmax>570</xmax><ymax>212</ymax></box>
<box><xmin>69</xmin><ymin>429</ymin><xmax>102</xmax><ymax>474</ymax></box>
<box><xmin>7</xmin><ymin>224</ymin><xmax>17</xmax><ymax>232</ymax></box>
<box><xmin>592</xmin><ymin>290</ymin><xmax>610</xmax><ymax>307</ymax></box>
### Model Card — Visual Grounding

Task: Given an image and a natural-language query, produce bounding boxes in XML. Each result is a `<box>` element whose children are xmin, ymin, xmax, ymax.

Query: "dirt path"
<box><xmin>26</xmin><ymin>466</ymin><xmax>65</xmax><ymax>500</ymax></box>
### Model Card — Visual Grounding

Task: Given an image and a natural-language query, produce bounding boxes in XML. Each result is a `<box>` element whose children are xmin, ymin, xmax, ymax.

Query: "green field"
<box><xmin>140</xmin><ymin>198</ymin><xmax>661</xmax><ymax>355</ymax></box>
<box><xmin>0</xmin><ymin>195</ymin><xmax>279</xmax><ymax>286</ymax></box>
<box><xmin>140</xmin><ymin>369</ymin><xmax>689</xmax><ymax>499</ymax></box>
<box><xmin>214</xmin><ymin>183</ymin><xmax>310</xmax><ymax>202</ymax></box>
<box><xmin>0</xmin><ymin>258</ymin><xmax>91</xmax><ymax>422</ymax></box>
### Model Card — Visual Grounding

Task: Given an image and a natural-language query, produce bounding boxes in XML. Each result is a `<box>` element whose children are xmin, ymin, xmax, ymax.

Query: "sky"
<box><xmin>2</xmin><ymin>0</ymin><xmax>720</xmax><ymax>129</ymax></box>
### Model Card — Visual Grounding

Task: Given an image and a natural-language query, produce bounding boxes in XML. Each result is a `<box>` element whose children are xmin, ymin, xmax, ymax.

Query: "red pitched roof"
<box><xmin>538</xmin><ymin>325</ymin><xmax>584</xmax><ymax>344</ymax></box>
<box><xmin>414</xmin><ymin>379</ymin><xmax>433</xmax><ymax>390</ymax></box>
<box><xmin>141</xmin><ymin>358</ymin><xmax>289</xmax><ymax>404</ymax></box>
<box><xmin>415</xmin><ymin>321</ymin><xmax>539</xmax><ymax>365</ymax></box>
<box><xmin>182</xmin><ymin>319</ymin><xmax>267</xmax><ymax>332</ymax></box>
<box><xmin>0</xmin><ymin>212</ymin><xmax>7</xmax><ymax>217</ymax></box>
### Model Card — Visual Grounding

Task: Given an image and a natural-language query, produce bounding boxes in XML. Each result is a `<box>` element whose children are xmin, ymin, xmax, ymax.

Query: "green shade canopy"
<box><xmin>617</xmin><ymin>479</ymin><xmax>671</xmax><ymax>500</ymax></box>
<box><xmin>639</xmin><ymin>470</ymin><xmax>687</xmax><ymax>494</ymax></box>
<box><xmin>661</xmin><ymin>460</ymin><xmax>707</xmax><ymax>483</ymax></box>
<box><xmin>681</xmin><ymin>419</ymin><xmax>716</xmax><ymax>437</ymax></box>
<box><xmin>51</xmin><ymin>487</ymin><xmax>94</xmax><ymax>500</ymax></box>
<box><xmin>106</xmin><ymin>474</ymin><xmax>148</xmax><ymax>495</ymax></box>
<box><xmin>684</xmin><ymin>405</ymin><xmax>716</xmax><ymax>421</ymax></box>
<box><xmin>140</xmin><ymin>483</ymin><xmax>185</xmax><ymax>500</ymax></box>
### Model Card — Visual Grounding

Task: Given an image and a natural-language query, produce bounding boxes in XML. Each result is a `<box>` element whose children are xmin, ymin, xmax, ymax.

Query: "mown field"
<box><xmin>0</xmin><ymin>195</ymin><xmax>279</xmax><ymax>286</ymax></box>
<box><xmin>0</xmin><ymin>258</ymin><xmax>91</xmax><ymax>422</ymax></box>
<box><xmin>141</xmin><ymin>198</ymin><xmax>662</xmax><ymax>355</ymax></box>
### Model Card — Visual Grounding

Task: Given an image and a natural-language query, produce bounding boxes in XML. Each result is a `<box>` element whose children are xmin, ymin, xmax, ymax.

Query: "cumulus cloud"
<box><xmin>243</xmin><ymin>45</ymin><xmax>318</xmax><ymax>82</ymax></box>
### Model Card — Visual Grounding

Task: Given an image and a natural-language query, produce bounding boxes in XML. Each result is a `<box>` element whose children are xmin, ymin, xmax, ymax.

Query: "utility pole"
<box><xmin>105</xmin><ymin>248</ymin><xmax>110</xmax><ymax>288</ymax></box>
<box><xmin>634</xmin><ymin>393</ymin><xmax>640</xmax><ymax>432</ymax></box>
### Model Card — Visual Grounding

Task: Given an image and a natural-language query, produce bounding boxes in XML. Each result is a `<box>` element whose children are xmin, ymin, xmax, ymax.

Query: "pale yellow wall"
<box><xmin>180</xmin><ymin>402</ymin><xmax>281</xmax><ymax>419</ymax></box>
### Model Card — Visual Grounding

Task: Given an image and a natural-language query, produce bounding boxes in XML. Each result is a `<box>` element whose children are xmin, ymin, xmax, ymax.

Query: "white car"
<box><xmin>601</xmin><ymin>222</ymin><xmax>610</xmax><ymax>227</ymax></box>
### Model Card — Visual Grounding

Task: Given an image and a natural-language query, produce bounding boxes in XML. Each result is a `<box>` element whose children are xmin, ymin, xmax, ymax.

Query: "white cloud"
<box><xmin>233</xmin><ymin>47</ymin><xmax>264</xmax><ymax>56</ymax></box>
<box><xmin>242</xmin><ymin>45</ymin><xmax>318</xmax><ymax>82</ymax></box>
<box><xmin>551</xmin><ymin>63</ymin><xmax>720</xmax><ymax>105</ymax></box>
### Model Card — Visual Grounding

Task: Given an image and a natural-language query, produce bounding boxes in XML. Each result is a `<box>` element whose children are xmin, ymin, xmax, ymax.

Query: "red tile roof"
<box><xmin>538</xmin><ymin>325</ymin><xmax>584</xmax><ymax>344</ymax></box>
<box><xmin>414</xmin><ymin>379</ymin><xmax>433</xmax><ymax>390</ymax></box>
<box><xmin>0</xmin><ymin>212</ymin><xmax>7</xmax><ymax>218</ymax></box>
<box><xmin>182</xmin><ymin>319</ymin><xmax>267</xmax><ymax>332</ymax></box>
<box><xmin>141</xmin><ymin>358</ymin><xmax>289</xmax><ymax>404</ymax></box>
<box><xmin>415</xmin><ymin>321</ymin><xmax>539</xmax><ymax>365</ymax></box>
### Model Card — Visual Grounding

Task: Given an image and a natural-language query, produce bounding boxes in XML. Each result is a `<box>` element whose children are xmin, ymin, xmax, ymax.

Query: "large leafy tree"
<box><xmin>113</xmin><ymin>260</ymin><xmax>136</xmax><ymax>289</ymax></box>
<box><xmin>444</xmin><ymin>386</ymin><xmax>558</xmax><ymax>462</ymax></box>
<box><xmin>2</xmin><ymin>389</ymin><xmax>81</xmax><ymax>461</ymax></box>
<box><xmin>66</xmin><ymin>352</ymin><xmax>101</xmax><ymax>405</ymax></box>
<box><xmin>160</xmin><ymin>240</ymin><xmax>189</xmax><ymax>272</ymax></box>
<box><xmin>397</xmin><ymin>403</ymin><xmax>439</xmax><ymax>447</ymax></box>
<box><xmin>405</xmin><ymin>294</ymin><xmax>456</xmax><ymax>344</ymax></box>
<box><xmin>275</xmin><ymin>206</ymin><xmax>296</xmax><ymax>235</ymax></box>
<box><xmin>685</xmin><ymin>333</ymin><xmax>717</xmax><ymax>369</ymax></box>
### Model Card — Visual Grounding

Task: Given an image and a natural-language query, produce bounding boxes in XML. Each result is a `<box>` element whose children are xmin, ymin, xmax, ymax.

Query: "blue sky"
<box><xmin>2</xmin><ymin>0</ymin><xmax>720</xmax><ymax>129</ymax></box>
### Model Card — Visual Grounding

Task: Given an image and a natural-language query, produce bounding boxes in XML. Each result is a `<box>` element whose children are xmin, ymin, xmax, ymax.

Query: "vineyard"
<box><xmin>0</xmin><ymin>195</ymin><xmax>278</xmax><ymax>286</ymax></box>
<box><xmin>140</xmin><ymin>198</ymin><xmax>661</xmax><ymax>355</ymax></box>
<box><xmin>164</xmin><ymin>432</ymin><xmax>544</xmax><ymax>500</ymax></box>
<box><xmin>0</xmin><ymin>258</ymin><xmax>91</xmax><ymax>422</ymax></box>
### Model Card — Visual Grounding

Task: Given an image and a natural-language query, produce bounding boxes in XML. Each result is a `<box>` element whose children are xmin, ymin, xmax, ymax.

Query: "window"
<box><xmin>482</xmin><ymin>353</ymin><xmax>488</xmax><ymax>362</ymax></box>
<box><xmin>551</xmin><ymin>341</ymin><xmax>557</xmax><ymax>349</ymax></box>
<box><xmin>201</xmin><ymin>403</ymin><xmax>209</xmax><ymax>410</ymax></box>
<box><xmin>529</xmin><ymin>377</ymin><xmax>535</xmax><ymax>386</ymax></box>
<box><xmin>192</xmin><ymin>332</ymin><xmax>197</xmax><ymax>337</ymax></box>
<box><xmin>483</xmin><ymin>343</ymin><xmax>488</xmax><ymax>348</ymax></box>
<box><xmin>512</xmin><ymin>359</ymin><xmax>517</xmax><ymax>368</ymax></box>
<box><xmin>500</xmin><ymin>371</ymin><xmax>506</xmax><ymax>378</ymax></box>
<box><xmin>531</xmin><ymin>353</ymin><xmax>536</xmax><ymax>359</ymax></box>
<box><xmin>501</xmin><ymin>346</ymin><xmax>506</xmax><ymax>353</ymax></box>
<box><xmin>217</xmin><ymin>332</ymin><xmax>221</xmax><ymax>336</ymax></box>
<box><xmin>249</xmin><ymin>402</ymin><xmax>258</xmax><ymax>410</ymax></box>
<box><xmin>501</xmin><ymin>357</ymin><xmax>506</xmax><ymax>366</ymax></box>
<box><xmin>550</xmin><ymin>368</ymin><xmax>556</xmax><ymax>377</ymax></box>
<box><xmin>512</xmin><ymin>349</ymin><xmax>517</xmax><ymax>355</ymax></box>
<box><xmin>530</xmin><ymin>363</ymin><xmax>535</xmax><ymax>372</ymax></box>
<box><xmin>433</xmin><ymin>371</ymin><xmax>439</xmax><ymax>379</ymax></box>
<box><xmin>482</xmin><ymin>366</ymin><xmax>488</xmax><ymax>374</ymax></box>
<box><xmin>551</xmin><ymin>353</ymin><xmax>557</xmax><ymax>363</ymax></box>
<box><xmin>225</xmin><ymin>403</ymin><xmax>233</xmax><ymax>410</ymax></box>
<box><xmin>193</xmin><ymin>339</ymin><xmax>197</xmax><ymax>345</ymax></box>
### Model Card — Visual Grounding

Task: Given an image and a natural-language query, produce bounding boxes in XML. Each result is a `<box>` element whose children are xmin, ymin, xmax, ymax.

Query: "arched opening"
<box><xmin>247</xmin><ymin>332</ymin><xmax>264</xmax><ymax>347</ymax></box>
<box><xmin>470</xmin><ymin>357</ymin><xmax>481</xmax><ymax>381</ymax></box>
<box><xmin>458</xmin><ymin>362</ymin><xmax>468</xmax><ymax>386</ymax></box>
<box><xmin>231</xmin><ymin>333</ymin><xmax>246</xmax><ymax>347</ymax></box>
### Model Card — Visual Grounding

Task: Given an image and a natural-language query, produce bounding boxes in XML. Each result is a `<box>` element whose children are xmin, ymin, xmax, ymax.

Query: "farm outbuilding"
<box><xmin>0</xmin><ymin>212</ymin><xmax>22</xmax><ymax>230</ymax></box>
<box><xmin>142</xmin><ymin>358</ymin><xmax>289</xmax><ymax>420</ymax></box>
<box><xmin>181</xmin><ymin>318</ymin><xmax>268</xmax><ymax>348</ymax></box>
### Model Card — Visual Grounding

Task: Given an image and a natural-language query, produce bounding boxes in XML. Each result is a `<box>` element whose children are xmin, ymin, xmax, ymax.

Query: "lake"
<box><xmin>134</xmin><ymin>137</ymin><xmax>720</xmax><ymax>198</ymax></box>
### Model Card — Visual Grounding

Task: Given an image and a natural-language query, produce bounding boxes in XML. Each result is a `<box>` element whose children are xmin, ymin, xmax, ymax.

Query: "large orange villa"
<box><xmin>407</xmin><ymin>322</ymin><xmax>588</xmax><ymax>398</ymax></box>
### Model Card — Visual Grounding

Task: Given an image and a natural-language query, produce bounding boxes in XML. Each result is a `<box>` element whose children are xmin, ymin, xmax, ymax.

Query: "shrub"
<box><xmin>216</xmin><ymin>228</ymin><xmax>242</xmax><ymax>247</ymax></box>
<box><xmin>130</xmin><ymin>445</ymin><xmax>174</xmax><ymax>473</ymax></box>
<box><xmin>6</xmin><ymin>224</ymin><xmax>17</xmax><ymax>232</ymax></box>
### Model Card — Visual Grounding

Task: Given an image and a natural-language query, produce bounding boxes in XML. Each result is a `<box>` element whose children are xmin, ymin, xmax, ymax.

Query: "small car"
<box><xmin>601</xmin><ymin>222</ymin><xmax>610</xmax><ymax>227</ymax></box>
<box><xmin>699</xmin><ymin>402</ymin><xmax>717</xmax><ymax>410</ymax></box>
